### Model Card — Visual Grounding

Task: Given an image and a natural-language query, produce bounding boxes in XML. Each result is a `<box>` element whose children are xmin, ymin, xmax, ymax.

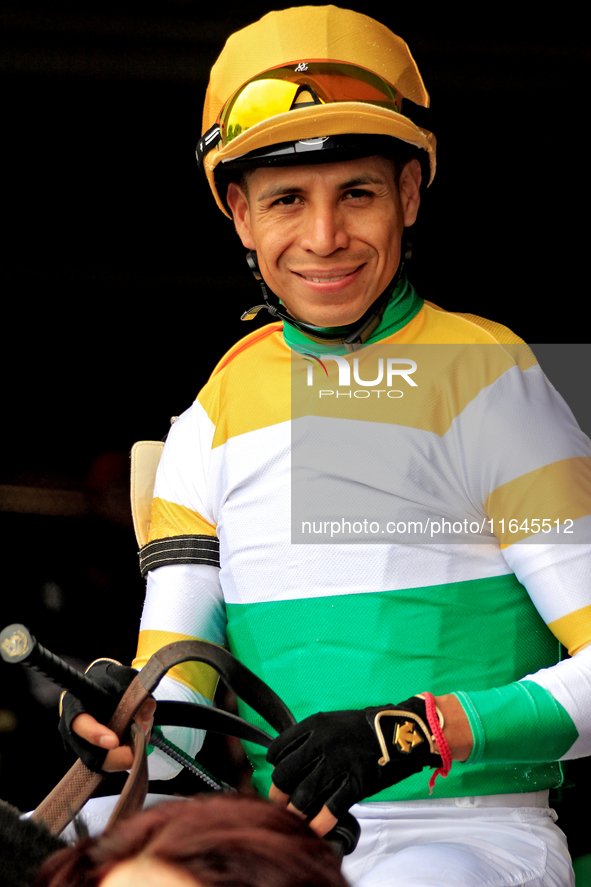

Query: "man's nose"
<box><xmin>300</xmin><ymin>204</ymin><xmax>349</xmax><ymax>255</ymax></box>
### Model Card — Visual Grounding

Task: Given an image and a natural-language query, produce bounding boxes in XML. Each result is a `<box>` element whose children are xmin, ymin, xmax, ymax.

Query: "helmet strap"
<box><xmin>241</xmin><ymin>245</ymin><xmax>410</xmax><ymax>353</ymax></box>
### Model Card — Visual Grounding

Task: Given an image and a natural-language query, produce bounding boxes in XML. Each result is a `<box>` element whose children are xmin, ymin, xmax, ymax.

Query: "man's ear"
<box><xmin>399</xmin><ymin>158</ymin><xmax>422</xmax><ymax>228</ymax></box>
<box><xmin>226</xmin><ymin>182</ymin><xmax>255</xmax><ymax>249</ymax></box>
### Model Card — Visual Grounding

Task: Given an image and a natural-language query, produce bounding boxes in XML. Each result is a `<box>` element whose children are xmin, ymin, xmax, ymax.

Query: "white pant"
<box><xmin>341</xmin><ymin>793</ymin><xmax>574</xmax><ymax>887</ymax></box>
<box><xmin>23</xmin><ymin>793</ymin><xmax>177</xmax><ymax>843</ymax></box>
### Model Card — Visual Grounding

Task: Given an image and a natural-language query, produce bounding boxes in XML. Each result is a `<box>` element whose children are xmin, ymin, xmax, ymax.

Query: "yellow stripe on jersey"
<box><xmin>196</xmin><ymin>304</ymin><xmax>537</xmax><ymax>446</ymax></box>
<box><xmin>410</xmin><ymin>302</ymin><xmax>530</xmax><ymax>349</ymax></box>
<box><xmin>291</xmin><ymin>341</ymin><xmax>539</xmax><ymax>436</ymax></box>
<box><xmin>429</xmin><ymin>307</ymin><xmax>527</xmax><ymax>347</ymax></box>
<box><xmin>484</xmin><ymin>456</ymin><xmax>591</xmax><ymax>546</ymax></box>
<box><xmin>198</xmin><ymin>329</ymin><xmax>291</xmax><ymax>449</ymax></box>
<box><xmin>547</xmin><ymin>603</ymin><xmax>591</xmax><ymax>656</ymax></box>
<box><xmin>133</xmin><ymin>629</ymin><xmax>220</xmax><ymax>700</ymax></box>
<box><xmin>210</xmin><ymin>322</ymin><xmax>283</xmax><ymax>375</ymax></box>
<box><xmin>148</xmin><ymin>497</ymin><xmax>217</xmax><ymax>542</ymax></box>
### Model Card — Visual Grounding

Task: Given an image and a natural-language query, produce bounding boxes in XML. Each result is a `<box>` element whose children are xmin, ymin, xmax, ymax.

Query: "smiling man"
<box><xmin>226</xmin><ymin>155</ymin><xmax>421</xmax><ymax>329</ymax></box>
<box><xmin>61</xmin><ymin>7</ymin><xmax>591</xmax><ymax>887</ymax></box>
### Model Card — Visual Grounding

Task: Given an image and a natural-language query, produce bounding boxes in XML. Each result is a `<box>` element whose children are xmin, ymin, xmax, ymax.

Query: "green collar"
<box><xmin>282</xmin><ymin>275</ymin><xmax>423</xmax><ymax>356</ymax></box>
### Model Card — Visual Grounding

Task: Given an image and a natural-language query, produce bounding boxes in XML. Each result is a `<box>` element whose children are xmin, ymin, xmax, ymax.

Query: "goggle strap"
<box><xmin>196</xmin><ymin>124</ymin><xmax>222</xmax><ymax>169</ymax></box>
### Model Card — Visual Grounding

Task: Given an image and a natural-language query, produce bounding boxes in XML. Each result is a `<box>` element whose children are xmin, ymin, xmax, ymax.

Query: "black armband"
<box><xmin>139</xmin><ymin>535</ymin><xmax>220</xmax><ymax>577</ymax></box>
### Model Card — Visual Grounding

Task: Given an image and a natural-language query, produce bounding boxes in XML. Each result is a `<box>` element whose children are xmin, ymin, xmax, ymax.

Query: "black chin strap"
<box><xmin>241</xmin><ymin>248</ymin><xmax>410</xmax><ymax>353</ymax></box>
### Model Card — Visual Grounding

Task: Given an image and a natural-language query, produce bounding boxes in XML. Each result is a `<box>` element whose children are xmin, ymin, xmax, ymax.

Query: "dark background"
<box><xmin>1</xmin><ymin>0</ymin><xmax>589</xmax><ymax>861</ymax></box>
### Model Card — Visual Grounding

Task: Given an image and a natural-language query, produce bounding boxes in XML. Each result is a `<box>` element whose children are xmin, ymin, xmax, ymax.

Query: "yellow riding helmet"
<box><xmin>199</xmin><ymin>5</ymin><xmax>436</xmax><ymax>217</ymax></box>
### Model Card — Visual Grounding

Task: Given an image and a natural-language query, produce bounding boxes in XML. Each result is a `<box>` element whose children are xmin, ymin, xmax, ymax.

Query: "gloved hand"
<box><xmin>58</xmin><ymin>660</ymin><xmax>138</xmax><ymax>772</ymax></box>
<box><xmin>267</xmin><ymin>695</ymin><xmax>443</xmax><ymax>820</ymax></box>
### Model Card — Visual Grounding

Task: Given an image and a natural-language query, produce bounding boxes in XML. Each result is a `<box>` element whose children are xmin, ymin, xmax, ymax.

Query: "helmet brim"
<box><xmin>204</xmin><ymin>102</ymin><xmax>435</xmax><ymax>218</ymax></box>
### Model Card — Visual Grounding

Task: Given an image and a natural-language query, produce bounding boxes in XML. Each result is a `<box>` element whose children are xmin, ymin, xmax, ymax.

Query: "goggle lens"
<box><xmin>218</xmin><ymin>62</ymin><xmax>403</xmax><ymax>147</ymax></box>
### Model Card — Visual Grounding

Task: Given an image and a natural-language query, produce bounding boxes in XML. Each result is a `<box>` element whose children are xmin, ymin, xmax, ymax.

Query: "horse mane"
<box><xmin>0</xmin><ymin>800</ymin><xmax>66</xmax><ymax>887</ymax></box>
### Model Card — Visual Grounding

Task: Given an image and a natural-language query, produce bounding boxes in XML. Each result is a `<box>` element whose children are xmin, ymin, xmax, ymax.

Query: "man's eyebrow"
<box><xmin>340</xmin><ymin>174</ymin><xmax>388</xmax><ymax>189</ymax></box>
<box><xmin>256</xmin><ymin>184</ymin><xmax>304</xmax><ymax>203</ymax></box>
<box><xmin>256</xmin><ymin>174</ymin><xmax>388</xmax><ymax>203</ymax></box>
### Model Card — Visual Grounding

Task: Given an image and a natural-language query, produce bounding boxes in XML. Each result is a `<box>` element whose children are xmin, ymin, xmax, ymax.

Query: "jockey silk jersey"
<box><xmin>133</xmin><ymin>276</ymin><xmax>591</xmax><ymax>801</ymax></box>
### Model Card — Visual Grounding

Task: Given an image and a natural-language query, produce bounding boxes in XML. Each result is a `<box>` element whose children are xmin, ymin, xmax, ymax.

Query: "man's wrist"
<box><xmin>431</xmin><ymin>693</ymin><xmax>474</xmax><ymax>762</ymax></box>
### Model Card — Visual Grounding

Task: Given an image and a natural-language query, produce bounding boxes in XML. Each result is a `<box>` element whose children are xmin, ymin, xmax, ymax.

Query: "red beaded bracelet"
<box><xmin>423</xmin><ymin>691</ymin><xmax>452</xmax><ymax>792</ymax></box>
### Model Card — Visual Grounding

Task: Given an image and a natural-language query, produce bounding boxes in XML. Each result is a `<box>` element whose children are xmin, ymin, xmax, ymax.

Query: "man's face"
<box><xmin>227</xmin><ymin>154</ymin><xmax>421</xmax><ymax>328</ymax></box>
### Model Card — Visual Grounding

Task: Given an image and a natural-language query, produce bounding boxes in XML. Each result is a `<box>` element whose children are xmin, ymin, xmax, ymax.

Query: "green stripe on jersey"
<box><xmin>226</xmin><ymin>573</ymin><xmax>563</xmax><ymax>801</ymax></box>
<box><xmin>456</xmin><ymin>679</ymin><xmax>578</xmax><ymax>764</ymax></box>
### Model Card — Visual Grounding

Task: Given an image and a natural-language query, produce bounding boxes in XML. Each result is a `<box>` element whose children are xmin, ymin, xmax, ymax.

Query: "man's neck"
<box><xmin>282</xmin><ymin>275</ymin><xmax>423</xmax><ymax>356</ymax></box>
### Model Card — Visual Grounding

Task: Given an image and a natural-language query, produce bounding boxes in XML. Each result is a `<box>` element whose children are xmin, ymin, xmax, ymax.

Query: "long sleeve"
<box><xmin>132</xmin><ymin>404</ymin><xmax>228</xmax><ymax>779</ymax></box>
<box><xmin>449</xmin><ymin>352</ymin><xmax>591</xmax><ymax>767</ymax></box>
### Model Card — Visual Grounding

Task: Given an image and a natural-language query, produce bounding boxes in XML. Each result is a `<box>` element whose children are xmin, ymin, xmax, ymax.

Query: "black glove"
<box><xmin>58</xmin><ymin>660</ymin><xmax>137</xmax><ymax>772</ymax></box>
<box><xmin>267</xmin><ymin>695</ymin><xmax>443</xmax><ymax>819</ymax></box>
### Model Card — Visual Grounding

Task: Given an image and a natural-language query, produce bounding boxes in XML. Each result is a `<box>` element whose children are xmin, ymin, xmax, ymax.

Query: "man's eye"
<box><xmin>344</xmin><ymin>188</ymin><xmax>371</xmax><ymax>200</ymax></box>
<box><xmin>275</xmin><ymin>194</ymin><xmax>301</xmax><ymax>206</ymax></box>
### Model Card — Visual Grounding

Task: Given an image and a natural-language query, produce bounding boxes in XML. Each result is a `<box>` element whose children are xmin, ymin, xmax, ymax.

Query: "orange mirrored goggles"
<box><xmin>197</xmin><ymin>62</ymin><xmax>404</xmax><ymax>166</ymax></box>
